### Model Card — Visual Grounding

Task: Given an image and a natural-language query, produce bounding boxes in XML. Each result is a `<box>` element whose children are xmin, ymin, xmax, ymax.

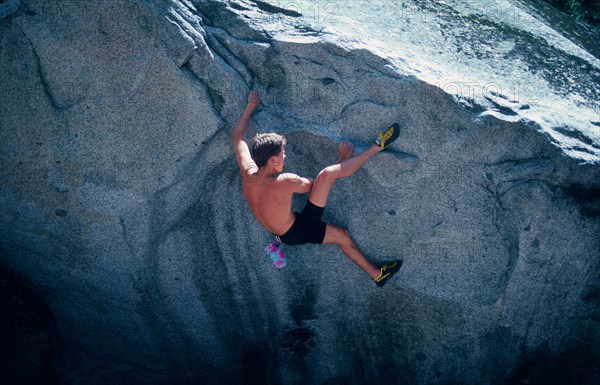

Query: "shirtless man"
<box><xmin>233</xmin><ymin>91</ymin><xmax>402</xmax><ymax>287</ymax></box>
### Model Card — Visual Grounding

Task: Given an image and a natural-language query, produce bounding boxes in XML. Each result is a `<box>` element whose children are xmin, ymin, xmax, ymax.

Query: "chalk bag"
<box><xmin>264</xmin><ymin>239</ymin><xmax>286</xmax><ymax>268</ymax></box>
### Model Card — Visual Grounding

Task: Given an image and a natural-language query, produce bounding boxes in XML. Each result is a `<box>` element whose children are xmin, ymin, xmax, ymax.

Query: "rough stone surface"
<box><xmin>1</xmin><ymin>0</ymin><xmax>599</xmax><ymax>384</ymax></box>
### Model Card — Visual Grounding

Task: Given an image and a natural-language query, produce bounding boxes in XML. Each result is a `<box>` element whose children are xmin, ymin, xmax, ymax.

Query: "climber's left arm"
<box><xmin>232</xmin><ymin>91</ymin><xmax>260</xmax><ymax>177</ymax></box>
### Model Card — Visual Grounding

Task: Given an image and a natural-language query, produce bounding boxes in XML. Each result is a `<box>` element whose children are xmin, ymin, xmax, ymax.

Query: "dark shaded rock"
<box><xmin>0</xmin><ymin>266</ymin><xmax>64</xmax><ymax>385</ymax></box>
<box><xmin>509</xmin><ymin>342</ymin><xmax>600</xmax><ymax>385</ymax></box>
<box><xmin>252</xmin><ymin>0</ymin><xmax>302</xmax><ymax>18</ymax></box>
<box><xmin>54</xmin><ymin>209</ymin><xmax>67</xmax><ymax>217</ymax></box>
<box><xmin>563</xmin><ymin>183</ymin><xmax>600</xmax><ymax>217</ymax></box>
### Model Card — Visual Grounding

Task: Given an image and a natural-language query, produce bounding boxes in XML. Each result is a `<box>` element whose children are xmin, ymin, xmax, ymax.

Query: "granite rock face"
<box><xmin>1</xmin><ymin>0</ymin><xmax>599</xmax><ymax>384</ymax></box>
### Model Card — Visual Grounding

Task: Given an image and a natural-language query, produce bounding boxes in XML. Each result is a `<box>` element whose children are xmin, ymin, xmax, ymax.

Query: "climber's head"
<box><xmin>251</xmin><ymin>132</ymin><xmax>287</xmax><ymax>171</ymax></box>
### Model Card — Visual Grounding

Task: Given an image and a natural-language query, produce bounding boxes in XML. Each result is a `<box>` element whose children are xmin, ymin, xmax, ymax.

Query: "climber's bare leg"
<box><xmin>308</xmin><ymin>142</ymin><xmax>382</xmax><ymax>208</ymax></box>
<box><xmin>322</xmin><ymin>224</ymin><xmax>381</xmax><ymax>280</ymax></box>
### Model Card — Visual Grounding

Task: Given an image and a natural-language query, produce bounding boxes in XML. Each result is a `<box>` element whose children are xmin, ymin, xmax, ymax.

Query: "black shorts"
<box><xmin>278</xmin><ymin>200</ymin><xmax>327</xmax><ymax>246</ymax></box>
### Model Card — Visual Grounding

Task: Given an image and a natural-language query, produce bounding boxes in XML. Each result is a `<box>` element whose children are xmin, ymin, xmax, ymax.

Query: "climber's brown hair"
<box><xmin>250</xmin><ymin>133</ymin><xmax>287</xmax><ymax>168</ymax></box>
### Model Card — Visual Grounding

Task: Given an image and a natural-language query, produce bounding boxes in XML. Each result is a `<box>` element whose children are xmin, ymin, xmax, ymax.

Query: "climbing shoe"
<box><xmin>374</xmin><ymin>123</ymin><xmax>400</xmax><ymax>149</ymax></box>
<box><xmin>374</xmin><ymin>260</ymin><xmax>403</xmax><ymax>287</ymax></box>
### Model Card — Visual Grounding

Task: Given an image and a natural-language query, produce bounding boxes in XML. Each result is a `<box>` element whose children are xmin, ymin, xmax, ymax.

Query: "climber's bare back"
<box><xmin>241</xmin><ymin>171</ymin><xmax>297</xmax><ymax>235</ymax></box>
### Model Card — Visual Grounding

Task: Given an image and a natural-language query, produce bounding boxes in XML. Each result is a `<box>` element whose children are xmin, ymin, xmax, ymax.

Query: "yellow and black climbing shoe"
<box><xmin>374</xmin><ymin>123</ymin><xmax>400</xmax><ymax>149</ymax></box>
<box><xmin>375</xmin><ymin>260</ymin><xmax>403</xmax><ymax>287</ymax></box>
